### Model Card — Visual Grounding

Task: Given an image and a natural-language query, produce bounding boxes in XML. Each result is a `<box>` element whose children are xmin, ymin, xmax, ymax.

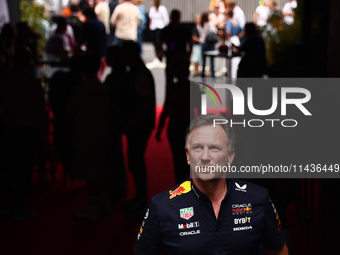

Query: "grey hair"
<box><xmin>185</xmin><ymin>114</ymin><xmax>235</xmax><ymax>154</ymax></box>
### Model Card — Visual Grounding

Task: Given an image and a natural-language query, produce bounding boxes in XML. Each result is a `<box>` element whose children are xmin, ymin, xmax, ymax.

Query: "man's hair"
<box><xmin>171</xmin><ymin>9</ymin><xmax>181</xmax><ymax>20</ymax></box>
<box><xmin>56</xmin><ymin>17</ymin><xmax>67</xmax><ymax>30</ymax></box>
<box><xmin>245</xmin><ymin>22</ymin><xmax>257</xmax><ymax>35</ymax></box>
<box><xmin>122</xmin><ymin>41</ymin><xmax>141</xmax><ymax>57</ymax></box>
<box><xmin>200</xmin><ymin>12</ymin><xmax>209</xmax><ymax>27</ymax></box>
<box><xmin>228</xmin><ymin>1</ymin><xmax>236</xmax><ymax>8</ymax></box>
<box><xmin>83</xmin><ymin>7</ymin><xmax>97</xmax><ymax>19</ymax></box>
<box><xmin>185</xmin><ymin>114</ymin><xmax>236</xmax><ymax>154</ymax></box>
<box><xmin>70</xmin><ymin>4</ymin><xmax>79</xmax><ymax>12</ymax></box>
<box><xmin>272</xmin><ymin>0</ymin><xmax>278</xmax><ymax>9</ymax></box>
<box><xmin>154</xmin><ymin>0</ymin><xmax>160</xmax><ymax>9</ymax></box>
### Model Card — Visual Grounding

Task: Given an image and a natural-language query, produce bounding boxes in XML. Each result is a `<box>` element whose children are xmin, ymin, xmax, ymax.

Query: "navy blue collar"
<box><xmin>190</xmin><ymin>178</ymin><xmax>232</xmax><ymax>204</ymax></box>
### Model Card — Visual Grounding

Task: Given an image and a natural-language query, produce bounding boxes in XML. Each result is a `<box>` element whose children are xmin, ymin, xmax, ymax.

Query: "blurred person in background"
<box><xmin>78</xmin><ymin>0</ymin><xmax>90</xmax><ymax>21</ymax></box>
<box><xmin>148</xmin><ymin>0</ymin><xmax>169</xmax><ymax>67</ymax></box>
<box><xmin>62</xmin><ymin>0</ymin><xmax>80</xmax><ymax>17</ymax></box>
<box><xmin>78</xmin><ymin>7</ymin><xmax>107</xmax><ymax>57</ymax></box>
<box><xmin>225</xmin><ymin>10</ymin><xmax>243</xmax><ymax>44</ymax></box>
<box><xmin>48</xmin><ymin>16</ymin><xmax>74</xmax><ymax>58</ymax></box>
<box><xmin>110</xmin><ymin>0</ymin><xmax>140</xmax><ymax>45</ymax></box>
<box><xmin>48</xmin><ymin>55</ymin><xmax>84</xmax><ymax>181</ymax></box>
<box><xmin>15</xmin><ymin>22</ymin><xmax>40</xmax><ymax>63</ymax></box>
<box><xmin>66</xmin><ymin>4</ymin><xmax>83</xmax><ymax>42</ymax></box>
<box><xmin>233</xmin><ymin>23</ymin><xmax>266</xmax><ymax>77</ymax></box>
<box><xmin>192</xmin><ymin>14</ymin><xmax>201</xmax><ymax>77</ymax></box>
<box><xmin>78</xmin><ymin>0</ymin><xmax>90</xmax><ymax>10</ymax></box>
<box><xmin>156</xmin><ymin>58</ymin><xmax>200</xmax><ymax>184</ymax></box>
<box><xmin>225</xmin><ymin>10</ymin><xmax>243</xmax><ymax>78</ymax></box>
<box><xmin>263</xmin><ymin>1</ymin><xmax>284</xmax><ymax>41</ymax></box>
<box><xmin>282</xmin><ymin>0</ymin><xmax>297</xmax><ymax>25</ymax></box>
<box><xmin>87</xmin><ymin>0</ymin><xmax>95</xmax><ymax>8</ymax></box>
<box><xmin>120</xmin><ymin>42</ymin><xmax>155</xmax><ymax>219</ymax></box>
<box><xmin>107</xmin><ymin>0</ymin><xmax>119</xmax><ymax>45</ymax></box>
<box><xmin>67</xmin><ymin>53</ymin><xmax>111</xmax><ymax>220</ymax></box>
<box><xmin>209</xmin><ymin>0</ymin><xmax>228</xmax><ymax>14</ymax></box>
<box><xmin>95</xmin><ymin>0</ymin><xmax>111</xmax><ymax>42</ymax></box>
<box><xmin>0</xmin><ymin>23</ymin><xmax>16</xmax><ymax>73</ymax></box>
<box><xmin>197</xmin><ymin>12</ymin><xmax>217</xmax><ymax>78</ymax></box>
<box><xmin>253</xmin><ymin>0</ymin><xmax>271</xmax><ymax>31</ymax></box>
<box><xmin>157</xmin><ymin>10</ymin><xmax>192</xmax><ymax>87</ymax></box>
<box><xmin>104</xmin><ymin>46</ymin><xmax>128</xmax><ymax>200</ymax></box>
<box><xmin>0</xmin><ymin>46</ymin><xmax>48</xmax><ymax>220</ymax></box>
<box><xmin>209</xmin><ymin>3</ymin><xmax>226</xmax><ymax>41</ymax></box>
<box><xmin>134</xmin><ymin>0</ymin><xmax>147</xmax><ymax>54</ymax></box>
<box><xmin>228</xmin><ymin>0</ymin><xmax>245</xmax><ymax>29</ymax></box>
<box><xmin>268</xmin><ymin>0</ymin><xmax>279</xmax><ymax>16</ymax></box>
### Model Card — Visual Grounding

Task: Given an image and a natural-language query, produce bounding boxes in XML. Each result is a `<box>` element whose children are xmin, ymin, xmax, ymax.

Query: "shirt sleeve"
<box><xmin>66</xmin><ymin>25</ymin><xmax>75</xmax><ymax>44</ymax></box>
<box><xmin>282</xmin><ymin>3</ymin><xmax>289</xmax><ymax>12</ymax></box>
<box><xmin>133</xmin><ymin>200</ymin><xmax>162</xmax><ymax>255</ymax></box>
<box><xmin>261</xmin><ymin>191</ymin><xmax>285</xmax><ymax>251</ymax></box>
<box><xmin>255</xmin><ymin>5</ymin><xmax>261</xmax><ymax>14</ymax></box>
<box><xmin>236</xmin><ymin>7</ymin><xmax>246</xmax><ymax>28</ymax></box>
<box><xmin>110</xmin><ymin>6</ymin><xmax>119</xmax><ymax>26</ymax></box>
<box><xmin>161</xmin><ymin>6</ymin><xmax>169</xmax><ymax>26</ymax></box>
<box><xmin>193</xmin><ymin>26</ymin><xmax>199</xmax><ymax>37</ymax></box>
<box><xmin>149</xmin><ymin>6</ymin><xmax>154</xmax><ymax>19</ymax></box>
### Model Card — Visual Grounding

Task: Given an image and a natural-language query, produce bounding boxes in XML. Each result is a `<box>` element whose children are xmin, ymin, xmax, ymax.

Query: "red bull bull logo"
<box><xmin>169</xmin><ymin>181</ymin><xmax>191</xmax><ymax>199</ymax></box>
<box><xmin>169</xmin><ymin>187</ymin><xmax>186</xmax><ymax>199</ymax></box>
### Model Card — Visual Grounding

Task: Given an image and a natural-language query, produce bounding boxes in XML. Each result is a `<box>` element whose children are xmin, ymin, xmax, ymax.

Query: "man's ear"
<box><xmin>185</xmin><ymin>147</ymin><xmax>190</xmax><ymax>165</ymax></box>
<box><xmin>228</xmin><ymin>149</ymin><xmax>235</xmax><ymax>166</ymax></box>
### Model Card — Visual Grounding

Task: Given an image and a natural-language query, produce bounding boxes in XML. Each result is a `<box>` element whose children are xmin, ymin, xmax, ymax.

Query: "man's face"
<box><xmin>186</xmin><ymin>125</ymin><xmax>235</xmax><ymax>181</ymax></box>
<box><xmin>214</xmin><ymin>4</ymin><xmax>220</xmax><ymax>13</ymax></box>
<box><xmin>195</xmin><ymin>16</ymin><xmax>201</xmax><ymax>24</ymax></box>
<box><xmin>229</xmin><ymin>4</ymin><xmax>235</xmax><ymax>10</ymax></box>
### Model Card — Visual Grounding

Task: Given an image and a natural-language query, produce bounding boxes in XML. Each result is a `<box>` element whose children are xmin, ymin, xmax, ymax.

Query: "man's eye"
<box><xmin>194</xmin><ymin>146</ymin><xmax>202</xmax><ymax>150</ymax></box>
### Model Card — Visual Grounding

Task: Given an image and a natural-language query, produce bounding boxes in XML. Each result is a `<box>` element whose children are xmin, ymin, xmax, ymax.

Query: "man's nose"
<box><xmin>201</xmin><ymin>147</ymin><xmax>210</xmax><ymax>163</ymax></box>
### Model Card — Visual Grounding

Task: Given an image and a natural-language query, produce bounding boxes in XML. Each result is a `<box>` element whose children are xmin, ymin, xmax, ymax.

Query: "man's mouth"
<box><xmin>198</xmin><ymin>166</ymin><xmax>214</xmax><ymax>172</ymax></box>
